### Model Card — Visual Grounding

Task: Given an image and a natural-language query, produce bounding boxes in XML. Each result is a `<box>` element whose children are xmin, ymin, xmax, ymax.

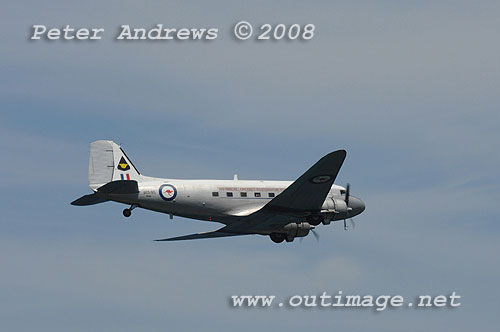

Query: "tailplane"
<box><xmin>71</xmin><ymin>193</ymin><xmax>108</xmax><ymax>206</ymax></box>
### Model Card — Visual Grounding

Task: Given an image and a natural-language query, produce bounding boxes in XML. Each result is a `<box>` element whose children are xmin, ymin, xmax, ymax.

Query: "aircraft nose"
<box><xmin>349</xmin><ymin>196</ymin><xmax>365</xmax><ymax>216</ymax></box>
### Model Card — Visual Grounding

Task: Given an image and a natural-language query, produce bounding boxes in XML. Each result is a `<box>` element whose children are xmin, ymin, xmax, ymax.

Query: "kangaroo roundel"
<box><xmin>159</xmin><ymin>184</ymin><xmax>177</xmax><ymax>201</ymax></box>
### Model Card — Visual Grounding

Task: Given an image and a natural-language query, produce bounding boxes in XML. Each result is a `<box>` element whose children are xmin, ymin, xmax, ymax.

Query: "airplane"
<box><xmin>71</xmin><ymin>140</ymin><xmax>365</xmax><ymax>243</ymax></box>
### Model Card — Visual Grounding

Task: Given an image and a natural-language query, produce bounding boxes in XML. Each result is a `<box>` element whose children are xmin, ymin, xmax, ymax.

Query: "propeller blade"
<box><xmin>345</xmin><ymin>183</ymin><xmax>350</xmax><ymax>207</ymax></box>
<box><xmin>311</xmin><ymin>229</ymin><xmax>320</xmax><ymax>242</ymax></box>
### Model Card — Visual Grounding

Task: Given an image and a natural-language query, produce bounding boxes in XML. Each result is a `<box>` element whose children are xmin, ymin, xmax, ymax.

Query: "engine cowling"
<box><xmin>281</xmin><ymin>222</ymin><xmax>314</xmax><ymax>242</ymax></box>
<box><xmin>321</xmin><ymin>198</ymin><xmax>348</xmax><ymax>225</ymax></box>
<box><xmin>332</xmin><ymin>198</ymin><xmax>348</xmax><ymax>215</ymax></box>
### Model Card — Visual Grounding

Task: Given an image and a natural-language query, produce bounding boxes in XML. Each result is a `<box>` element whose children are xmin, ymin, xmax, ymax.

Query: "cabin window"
<box><xmin>240</xmin><ymin>192</ymin><xmax>247</xmax><ymax>197</ymax></box>
<box><xmin>226</xmin><ymin>192</ymin><xmax>233</xmax><ymax>197</ymax></box>
<box><xmin>268</xmin><ymin>193</ymin><xmax>275</xmax><ymax>198</ymax></box>
<box><xmin>212</xmin><ymin>192</ymin><xmax>219</xmax><ymax>197</ymax></box>
<box><xmin>254</xmin><ymin>192</ymin><xmax>261</xmax><ymax>198</ymax></box>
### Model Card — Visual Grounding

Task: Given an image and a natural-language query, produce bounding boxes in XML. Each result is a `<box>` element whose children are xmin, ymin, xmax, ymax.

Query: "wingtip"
<box><xmin>325</xmin><ymin>149</ymin><xmax>347</xmax><ymax>159</ymax></box>
<box><xmin>70</xmin><ymin>198</ymin><xmax>82</xmax><ymax>206</ymax></box>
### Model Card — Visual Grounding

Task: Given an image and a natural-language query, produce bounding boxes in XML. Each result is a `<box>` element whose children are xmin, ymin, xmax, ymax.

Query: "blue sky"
<box><xmin>1</xmin><ymin>1</ymin><xmax>500</xmax><ymax>331</ymax></box>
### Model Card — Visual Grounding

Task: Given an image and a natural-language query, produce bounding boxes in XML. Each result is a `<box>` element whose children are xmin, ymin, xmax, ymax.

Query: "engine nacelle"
<box><xmin>332</xmin><ymin>198</ymin><xmax>348</xmax><ymax>215</ymax></box>
<box><xmin>282</xmin><ymin>222</ymin><xmax>314</xmax><ymax>242</ymax></box>
<box><xmin>321</xmin><ymin>198</ymin><xmax>348</xmax><ymax>225</ymax></box>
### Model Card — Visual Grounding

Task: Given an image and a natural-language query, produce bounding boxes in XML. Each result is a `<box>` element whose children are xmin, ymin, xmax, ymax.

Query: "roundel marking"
<box><xmin>310</xmin><ymin>175</ymin><xmax>332</xmax><ymax>184</ymax></box>
<box><xmin>159</xmin><ymin>184</ymin><xmax>177</xmax><ymax>201</ymax></box>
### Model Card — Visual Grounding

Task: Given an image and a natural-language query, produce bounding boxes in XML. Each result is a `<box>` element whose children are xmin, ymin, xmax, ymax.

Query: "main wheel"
<box><xmin>307</xmin><ymin>215</ymin><xmax>323</xmax><ymax>226</ymax></box>
<box><xmin>123</xmin><ymin>209</ymin><xmax>132</xmax><ymax>217</ymax></box>
<box><xmin>270</xmin><ymin>233</ymin><xmax>286</xmax><ymax>243</ymax></box>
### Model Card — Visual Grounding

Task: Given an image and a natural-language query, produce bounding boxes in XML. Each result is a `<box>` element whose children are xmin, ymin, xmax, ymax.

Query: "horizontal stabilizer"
<box><xmin>97</xmin><ymin>180</ymin><xmax>138</xmax><ymax>194</ymax></box>
<box><xmin>71</xmin><ymin>193</ymin><xmax>108</xmax><ymax>206</ymax></box>
<box><xmin>155</xmin><ymin>228</ymin><xmax>249</xmax><ymax>242</ymax></box>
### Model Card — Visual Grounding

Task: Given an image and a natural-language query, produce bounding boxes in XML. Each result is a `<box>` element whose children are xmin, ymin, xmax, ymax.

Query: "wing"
<box><xmin>155</xmin><ymin>227</ymin><xmax>251</xmax><ymax>242</ymax></box>
<box><xmin>266</xmin><ymin>149</ymin><xmax>346</xmax><ymax>213</ymax></box>
<box><xmin>224</xmin><ymin>150</ymin><xmax>347</xmax><ymax>233</ymax></box>
<box><xmin>157</xmin><ymin>150</ymin><xmax>347</xmax><ymax>240</ymax></box>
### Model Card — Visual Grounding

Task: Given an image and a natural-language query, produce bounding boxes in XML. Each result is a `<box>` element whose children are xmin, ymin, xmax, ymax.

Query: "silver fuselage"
<box><xmin>105</xmin><ymin>176</ymin><xmax>363</xmax><ymax>226</ymax></box>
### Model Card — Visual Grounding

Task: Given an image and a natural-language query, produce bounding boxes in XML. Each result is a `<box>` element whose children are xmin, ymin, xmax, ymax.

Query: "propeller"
<box><xmin>345</xmin><ymin>182</ymin><xmax>350</xmax><ymax>207</ymax></box>
<box><xmin>343</xmin><ymin>183</ymin><xmax>355</xmax><ymax>231</ymax></box>
<box><xmin>311</xmin><ymin>229</ymin><xmax>320</xmax><ymax>242</ymax></box>
<box><xmin>300</xmin><ymin>227</ymin><xmax>320</xmax><ymax>243</ymax></box>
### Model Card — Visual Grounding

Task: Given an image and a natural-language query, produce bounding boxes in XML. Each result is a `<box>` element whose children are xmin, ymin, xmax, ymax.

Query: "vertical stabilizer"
<box><xmin>110</xmin><ymin>141</ymin><xmax>141</xmax><ymax>182</ymax></box>
<box><xmin>88</xmin><ymin>140</ymin><xmax>141</xmax><ymax>191</ymax></box>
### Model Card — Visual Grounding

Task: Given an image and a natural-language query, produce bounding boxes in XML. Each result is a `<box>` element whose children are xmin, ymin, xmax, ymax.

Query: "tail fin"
<box><xmin>88</xmin><ymin>140</ymin><xmax>141</xmax><ymax>190</ymax></box>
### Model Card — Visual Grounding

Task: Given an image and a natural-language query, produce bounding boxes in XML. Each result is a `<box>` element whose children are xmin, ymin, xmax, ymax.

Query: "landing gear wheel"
<box><xmin>270</xmin><ymin>233</ymin><xmax>286</xmax><ymax>243</ymax></box>
<box><xmin>123</xmin><ymin>209</ymin><xmax>132</xmax><ymax>217</ymax></box>
<box><xmin>307</xmin><ymin>215</ymin><xmax>323</xmax><ymax>226</ymax></box>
